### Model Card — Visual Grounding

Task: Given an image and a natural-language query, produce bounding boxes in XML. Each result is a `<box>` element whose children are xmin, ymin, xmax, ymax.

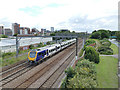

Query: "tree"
<box><xmin>84</xmin><ymin>46</ymin><xmax>99</xmax><ymax>64</ymax></box>
<box><xmin>50</xmin><ymin>33</ymin><xmax>55</xmax><ymax>36</ymax></box>
<box><xmin>100</xmin><ymin>31</ymin><xmax>109</xmax><ymax>39</ymax></box>
<box><xmin>46</xmin><ymin>41</ymin><xmax>51</xmax><ymax>45</ymax></box>
<box><xmin>90</xmin><ymin>32</ymin><xmax>101</xmax><ymax>39</ymax></box>
<box><xmin>115</xmin><ymin>31</ymin><xmax>120</xmax><ymax>40</ymax></box>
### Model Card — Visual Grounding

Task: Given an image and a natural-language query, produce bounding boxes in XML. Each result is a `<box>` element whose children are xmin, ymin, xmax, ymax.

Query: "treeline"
<box><xmin>90</xmin><ymin>29</ymin><xmax>120</xmax><ymax>40</ymax></box>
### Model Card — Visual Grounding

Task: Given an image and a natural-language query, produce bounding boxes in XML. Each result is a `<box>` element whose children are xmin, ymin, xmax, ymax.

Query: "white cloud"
<box><xmin>0</xmin><ymin>0</ymin><xmax>119</xmax><ymax>32</ymax></box>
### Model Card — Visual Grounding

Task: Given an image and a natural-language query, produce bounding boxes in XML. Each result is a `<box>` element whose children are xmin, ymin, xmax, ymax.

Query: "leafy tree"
<box><xmin>90</xmin><ymin>29</ymin><xmax>110</xmax><ymax>39</ymax></box>
<box><xmin>100</xmin><ymin>31</ymin><xmax>109</xmax><ymax>39</ymax></box>
<box><xmin>84</xmin><ymin>46</ymin><xmax>99</xmax><ymax>64</ymax></box>
<box><xmin>50</xmin><ymin>33</ymin><xmax>55</xmax><ymax>36</ymax></box>
<box><xmin>90</xmin><ymin>32</ymin><xmax>101</xmax><ymax>39</ymax></box>
<box><xmin>115</xmin><ymin>31</ymin><xmax>120</xmax><ymax>40</ymax></box>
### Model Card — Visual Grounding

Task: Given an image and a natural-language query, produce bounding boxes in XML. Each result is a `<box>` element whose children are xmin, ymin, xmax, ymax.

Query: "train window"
<box><xmin>42</xmin><ymin>52</ymin><xmax>44</xmax><ymax>56</ymax></box>
<box><xmin>29</xmin><ymin>52</ymin><xmax>36</xmax><ymax>58</ymax></box>
<box><xmin>44</xmin><ymin>51</ymin><xmax>46</xmax><ymax>55</ymax></box>
<box><xmin>38</xmin><ymin>52</ymin><xmax>41</xmax><ymax>56</ymax></box>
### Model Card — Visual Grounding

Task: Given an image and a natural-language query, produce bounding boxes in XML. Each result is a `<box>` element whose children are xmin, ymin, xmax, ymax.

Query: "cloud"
<box><xmin>0</xmin><ymin>0</ymin><xmax>119</xmax><ymax>32</ymax></box>
<box><xmin>56</xmin><ymin>15</ymin><xmax>117</xmax><ymax>32</ymax></box>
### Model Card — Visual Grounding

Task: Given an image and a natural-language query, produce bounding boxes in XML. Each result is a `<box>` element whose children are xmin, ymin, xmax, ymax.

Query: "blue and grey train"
<box><xmin>28</xmin><ymin>39</ymin><xmax>76</xmax><ymax>64</ymax></box>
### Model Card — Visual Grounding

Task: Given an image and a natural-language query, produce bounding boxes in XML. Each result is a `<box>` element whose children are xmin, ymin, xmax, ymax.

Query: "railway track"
<box><xmin>2</xmin><ymin>39</ymin><xmax>83</xmax><ymax>88</ymax></box>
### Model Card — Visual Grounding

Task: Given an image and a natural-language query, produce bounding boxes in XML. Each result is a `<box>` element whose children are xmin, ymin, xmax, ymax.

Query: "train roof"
<box><xmin>30</xmin><ymin>39</ymin><xmax>76</xmax><ymax>52</ymax></box>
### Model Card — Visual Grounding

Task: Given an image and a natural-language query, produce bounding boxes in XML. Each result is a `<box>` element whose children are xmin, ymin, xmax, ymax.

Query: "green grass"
<box><xmin>0</xmin><ymin>54</ymin><xmax>27</xmax><ymax>67</ymax></box>
<box><xmin>79</xmin><ymin>48</ymin><xmax>83</xmax><ymax>57</ymax></box>
<box><xmin>110</xmin><ymin>43</ymin><xmax>118</xmax><ymax>54</ymax></box>
<box><xmin>96</xmin><ymin>56</ymin><xmax>118</xmax><ymax>88</ymax></box>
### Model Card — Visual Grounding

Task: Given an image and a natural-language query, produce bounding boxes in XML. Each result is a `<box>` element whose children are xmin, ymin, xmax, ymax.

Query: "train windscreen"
<box><xmin>29</xmin><ymin>52</ymin><xmax>36</xmax><ymax>58</ymax></box>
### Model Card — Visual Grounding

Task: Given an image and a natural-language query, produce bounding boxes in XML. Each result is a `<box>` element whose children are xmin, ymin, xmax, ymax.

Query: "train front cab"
<box><xmin>28</xmin><ymin>51</ymin><xmax>37</xmax><ymax>63</ymax></box>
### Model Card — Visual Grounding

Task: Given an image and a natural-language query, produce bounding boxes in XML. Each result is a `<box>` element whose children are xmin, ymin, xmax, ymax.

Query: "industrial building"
<box><xmin>0</xmin><ymin>37</ymin><xmax>52</xmax><ymax>53</ymax></box>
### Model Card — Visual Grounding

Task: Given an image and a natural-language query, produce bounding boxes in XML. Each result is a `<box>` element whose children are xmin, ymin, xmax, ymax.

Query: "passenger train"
<box><xmin>28</xmin><ymin>39</ymin><xmax>76</xmax><ymax>64</ymax></box>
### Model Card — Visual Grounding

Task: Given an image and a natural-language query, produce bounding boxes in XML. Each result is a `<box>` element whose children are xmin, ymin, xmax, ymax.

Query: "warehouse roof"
<box><xmin>0</xmin><ymin>42</ymin><xmax>16</xmax><ymax>47</ymax></box>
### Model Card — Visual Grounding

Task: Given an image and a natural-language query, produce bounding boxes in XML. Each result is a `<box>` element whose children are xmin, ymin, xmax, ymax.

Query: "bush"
<box><xmin>100</xmin><ymin>39</ymin><xmax>111</xmax><ymax>47</ymax></box>
<box><xmin>84</xmin><ymin>46</ymin><xmax>99</xmax><ymax>64</ymax></box>
<box><xmin>29</xmin><ymin>44</ymin><xmax>34</xmax><ymax>49</ymax></box>
<box><xmin>46</xmin><ymin>41</ymin><xmax>51</xmax><ymax>45</ymax></box>
<box><xmin>98</xmin><ymin>46</ymin><xmax>113</xmax><ymax>55</ymax></box>
<box><xmin>61</xmin><ymin>60</ymin><xmax>98</xmax><ymax>88</ymax></box>
<box><xmin>85</xmin><ymin>39</ymin><xmax>96</xmax><ymax>46</ymax></box>
<box><xmin>1</xmin><ymin>35</ymin><xmax>8</xmax><ymax>38</ymax></box>
<box><xmin>38</xmin><ymin>42</ymin><xmax>43</xmax><ymax>47</ymax></box>
<box><xmin>2</xmin><ymin>52</ymin><xmax>13</xmax><ymax>58</ymax></box>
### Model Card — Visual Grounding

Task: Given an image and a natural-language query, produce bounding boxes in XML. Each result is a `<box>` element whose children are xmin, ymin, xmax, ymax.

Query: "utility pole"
<box><xmin>16</xmin><ymin>36</ymin><xmax>19</xmax><ymax>58</ymax></box>
<box><xmin>76</xmin><ymin>37</ymin><xmax>78</xmax><ymax>60</ymax></box>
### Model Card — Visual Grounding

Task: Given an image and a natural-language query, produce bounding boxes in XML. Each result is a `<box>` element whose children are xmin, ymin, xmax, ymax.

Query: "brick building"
<box><xmin>12</xmin><ymin>23</ymin><xmax>20</xmax><ymax>35</ymax></box>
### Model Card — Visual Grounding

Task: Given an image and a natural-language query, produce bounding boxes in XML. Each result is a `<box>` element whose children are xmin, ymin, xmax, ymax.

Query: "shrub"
<box><xmin>38</xmin><ymin>42</ymin><xmax>43</xmax><ymax>47</ymax></box>
<box><xmin>98</xmin><ymin>46</ymin><xmax>113</xmax><ymax>55</ymax></box>
<box><xmin>100</xmin><ymin>39</ymin><xmax>111</xmax><ymax>47</ymax></box>
<box><xmin>84</xmin><ymin>46</ymin><xmax>99</xmax><ymax>64</ymax></box>
<box><xmin>2</xmin><ymin>52</ymin><xmax>13</xmax><ymax>58</ymax></box>
<box><xmin>29</xmin><ymin>44</ymin><xmax>34</xmax><ymax>49</ymax></box>
<box><xmin>61</xmin><ymin>59</ymin><xmax>98</xmax><ymax>88</ymax></box>
<box><xmin>85</xmin><ymin>39</ymin><xmax>96</xmax><ymax>46</ymax></box>
<box><xmin>1</xmin><ymin>35</ymin><xmax>8</xmax><ymax>38</ymax></box>
<box><xmin>46</xmin><ymin>41</ymin><xmax>51</xmax><ymax>45</ymax></box>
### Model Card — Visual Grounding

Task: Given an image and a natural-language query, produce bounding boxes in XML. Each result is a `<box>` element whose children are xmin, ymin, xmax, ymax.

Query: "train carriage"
<box><xmin>28</xmin><ymin>39</ymin><xmax>76</xmax><ymax>64</ymax></box>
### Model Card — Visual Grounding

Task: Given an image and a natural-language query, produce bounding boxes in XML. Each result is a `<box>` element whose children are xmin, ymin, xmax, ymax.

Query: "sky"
<box><xmin>0</xmin><ymin>0</ymin><xmax>119</xmax><ymax>33</ymax></box>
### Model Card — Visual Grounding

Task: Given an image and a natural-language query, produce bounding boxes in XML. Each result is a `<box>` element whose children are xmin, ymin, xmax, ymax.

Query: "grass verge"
<box><xmin>0</xmin><ymin>54</ymin><xmax>27</xmax><ymax>67</ymax></box>
<box><xmin>79</xmin><ymin>48</ymin><xmax>83</xmax><ymax>57</ymax></box>
<box><xmin>110</xmin><ymin>43</ymin><xmax>118</xmax><ymax>54</ymax></box>
<box><xmin>96</xmin><ymin>56</ymin><xmax>118</xmax><ymax>88</ymax></box>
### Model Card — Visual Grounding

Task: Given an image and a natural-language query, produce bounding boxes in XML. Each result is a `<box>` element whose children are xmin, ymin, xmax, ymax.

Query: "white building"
<box><xmin>0</xmin><ymin>37</ymin><xmax>52</xmax><ymax>53</ymax></box>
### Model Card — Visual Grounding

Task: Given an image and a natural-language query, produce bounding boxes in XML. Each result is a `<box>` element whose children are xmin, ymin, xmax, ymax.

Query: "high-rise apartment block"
<box><xmin>12</xmin><ymin>23</ymin><xmax>20</xmax><ymax>35</ymax></box>
<box><xmin>4</xmin><ymin>28</ymin><xmax>12</xmax><ymax>36</ymax></box>
<box><xmin>20</xmin><ymin>27</ymin><xmax>30</xmax><ymax>35</ymax></box>
<box><xmin>0</xmin><ymin>24</ymin><xmax>4</xmax><ymax>34</ymax></box>
<box><xmin>51</xmin><ymin>27</ymin><xmax>54</xmax><ymax>32</ymax></box>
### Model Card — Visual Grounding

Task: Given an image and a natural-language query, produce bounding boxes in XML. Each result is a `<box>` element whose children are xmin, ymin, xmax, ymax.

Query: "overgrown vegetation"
<box><xmin>98</xmin><ymin>46</ymin><xmax>113</xmax><ymax>55</ymax></box>
<box><xmin>99</xmin><ymin>38</ymin><xmax>111</xmax><ymax>47</ymax></box>
<box><xmin>84</xmin><ymin>46</ymin><xmax>99</xmax><ymax>64</ymax></box>
<box><xmin>1</xmin><ymin>54</ymin><xmax>27</xmax><ymax>67</ymax></box>
<box><xmin>97</xmin><ymin>39</ymin><xmax>113</xmax><ymax>55</ymax></box>
<box><xmin>0</xmin><ymin>34</ymin><xmax>8</xmax><ymax>38</ymax></box>
<box><xmin>79</xmin><ymin>48</ymin><xmax>83</xmax><ymax>57</ymax></box>
<box><xmin>61</xmin><ymin>59</ymin><xmax>98</xmax><ymax>88</ymax></box>
<box><xmin>85</xmin><ymin>39</ymin><xmax>96</xmax><ymax>46</ymax></box>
